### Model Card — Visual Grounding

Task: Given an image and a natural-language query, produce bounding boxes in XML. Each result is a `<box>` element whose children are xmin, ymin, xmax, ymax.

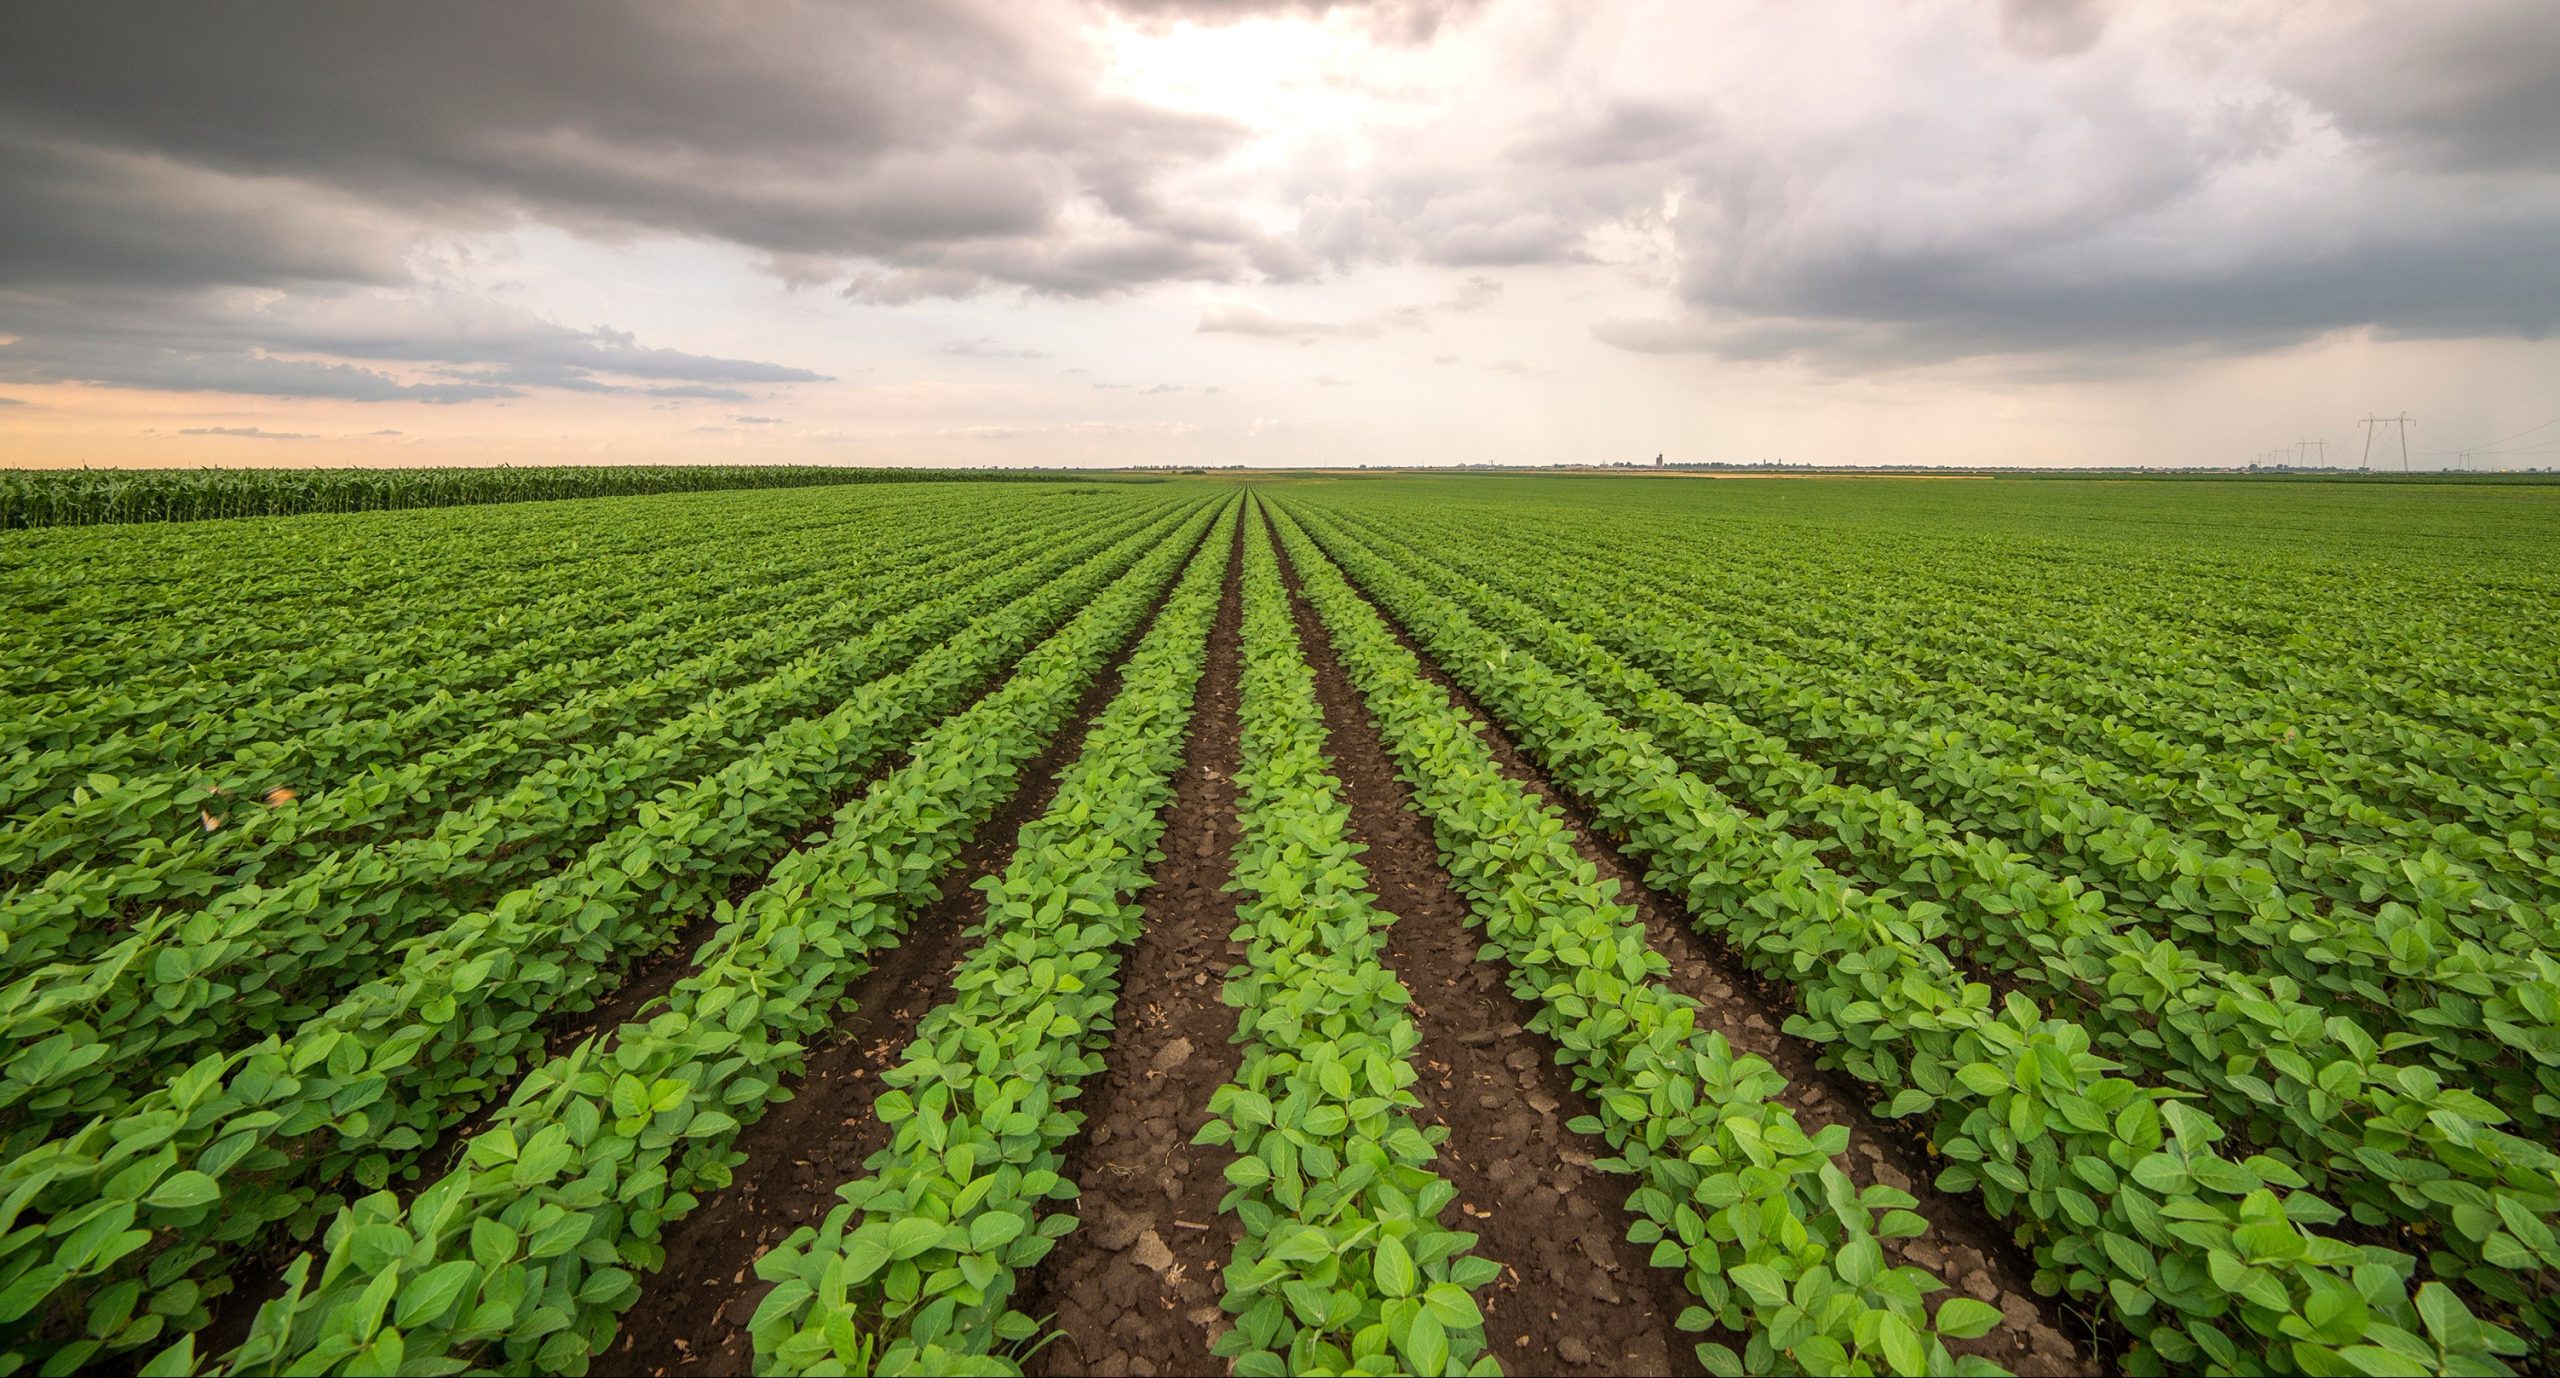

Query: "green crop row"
<box><xmin>1191</xmin><ymin>511</ymin><xmax>1499</xmax><ymax>1377</ymax></box>
<box><xmin>2</xmin><ymin>489</ymin><xmax>925</xmax><ymax>778</ymax></box>
<box><xmin>1268</xmin><ymin>505</ymin><xmax>2003</xmax><ymax>1377</ymax></box>
<box><xmin>0</xmin><ymin>502</ymin><xmax>1189</xmax><ymax>1147</ymax></box>
<box><xmin>748</xmin><ymin>506</ymin><xmax>1235</xmax><ymax>1375</ymax></box>
<box><xmin>1366</xmin><ymin>486</ymin><xmax>2556</xmax><ymax>792</ymax></box>
<box><xmin>162</xmin><ymin>500</ymin><xmax>1237</xmax><ymax>1378</ymax></box>
<box><xmin>1272</xmin><ymin>499</ymin><xmax>2526</xmax><ymax>1376</ymax></box>
<box><xmin>1300</xmin><ymin>504</ymin><xmax>2560</xmax><ymax>1341</ymax></box>
<box><xmin>0</xmin><ymin>487</ymin><xmax>1092</xmax><ymax>889</ymax></box>
<box><xmin>1303</xmin><ymin>492</ymin><xmax>2558</xmax><ymax>890</ymax></box>
<box><xmin>0</xmin><ymin>495</ymin><xmax>1130</xmax><ymax>976</ymax></box>
<box><xmin>0</xmin><ymin>501</ymin><xmax>1220</xmax><ymax>1376</ymax></box>
<box><xmin>1309</xmin><ymin>499</ymin><xmax>2560</xmax><ymax>1141</ymax></box>
<box><xmin>1310</xmin><ymin>499</ymin><xmax>2560</xmax><ymax>921</ymax></box>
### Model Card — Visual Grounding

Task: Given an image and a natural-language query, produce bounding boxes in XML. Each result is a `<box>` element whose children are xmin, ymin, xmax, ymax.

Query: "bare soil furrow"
<box><xmin>600</xmin><ymin>519</ymin><xmax>1219</xmax><ymax>1378</ymax></box>
<box><xmin>1276</xmin><ymin>510</ymin><xmax>2100</xmax><ymax>1377</ymax></box>
<box><xmin>1276</xmin><ymin>540</ymin><xmax>1704</xmax><ymax>1377</ymax></box>
<box><xmin>1024</xmin><ymin>515</ymin><xmax>1249</xmax><ymax>1378</ymax></box>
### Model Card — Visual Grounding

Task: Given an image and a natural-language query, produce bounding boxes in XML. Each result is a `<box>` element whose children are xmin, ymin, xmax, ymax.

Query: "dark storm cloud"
<box><xmin>0</xmin><ymin>132</ymin><xmax>419</xmax><ymax>290</ymax></box>
<box><xmin>0</xmin><ymin>331</ymin><xmax>518</xmax><ymax>403</ymax></box>
<box><xmin>1599</xmin><ymin>208</ymin><xmax>2560</xmax><ymax>370</ymax></box>
<box><xmin>0</xmin><ymin>2</ymin><xmax>1272</xmax><ymax>295</ymax></box>
<box><xmin>4</xmin><ymin>0</ymin><xmax>2553</xmax><ymax>395</ymax></box>
<box><xmin>0</xmin><ymin>1</ymin><xmax>1281</xmax><ymax>402</ymax></box>
<box><xmin>0</xmin><ymin>283</ymin><xmax>824</xmax><ymax>403</ymax></box>
<box><xmin>1553</xmin><ymin>5</ymin><xmax>2560</xmax><ymax>369</ymax></box>
<box><xmin>2284</xmin><ymin>3</ymin><xmax>2560</xmax><ymax>174</ymax></box>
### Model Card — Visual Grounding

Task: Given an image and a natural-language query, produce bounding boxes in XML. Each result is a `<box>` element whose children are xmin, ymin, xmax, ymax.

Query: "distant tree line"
<box><xmin>0</xmin><ymin>464</ymin><xmax>1144</xmax><ymax>529</ymax></box>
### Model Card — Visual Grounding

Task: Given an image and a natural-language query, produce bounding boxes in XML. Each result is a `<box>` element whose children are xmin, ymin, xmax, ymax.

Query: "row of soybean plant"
<box><xmin>0</xmin><ymin>499</ymin><xmax>1174</xmax><ymax>1149</ymax></box>
<box><xmin>160</xmin><ymin>501</ymin><xmax>1236</xmax><ymax>1376</ymax></box>
<box><xmin>1304</xmin><ymin>497</ymin><xmax>2560</xmax><ymax>1347</ymax></box>
<box><xmin>0</xmin><ymin>501</ymin><xmax>1222</xmax><ymax>1375</ymax></box>
<box><xmin>0</xmin><ymin>485</ymin><xmax>1108</xmax><ymax>884</ymax></box>
<box><xmin>744</xmin><ymin>502</ymin><xmax>1239</xmax><ymax>1372</ymax></box>
<box><xmin>1267</xmin><ymin>502</ymin><xmax>2004</xmax><ymax>1377</ymax></box>
<box><xmin>1275</xmin><ymin>498</ymin><xmax>2526</xmax><ymax>1376</ymax></box>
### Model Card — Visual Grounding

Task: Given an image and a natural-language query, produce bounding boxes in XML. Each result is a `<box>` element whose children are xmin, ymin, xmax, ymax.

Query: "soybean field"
<box><xmin>2</xmin><ymin>472</ymin><xmax>2557</xmax><ymax>1378</ymax></box>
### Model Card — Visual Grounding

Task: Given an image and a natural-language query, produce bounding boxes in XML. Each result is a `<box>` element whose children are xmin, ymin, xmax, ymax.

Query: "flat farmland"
<box><xmin>1</xmin><ymin>472</ymin><xmax>2555</xmax><ymax>1377</ymax></box>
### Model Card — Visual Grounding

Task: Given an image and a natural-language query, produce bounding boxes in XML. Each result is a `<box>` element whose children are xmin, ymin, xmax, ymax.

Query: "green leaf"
<box><xmin>1934</xmin><ymin>1297</ymin><xmax>2002</xmax><ymax>1340</ymax></box>
<box><xmin>1876</xmin><ymin>1312</ymin><xmax>1928</xmax><ymax>1375</ymax></box>
<box><xmin>1421</xmin><ymin>1282</ymin><xmax>1482</xmax><ymax>1331</ymax></box>
<box><xmin>886</xmin><ymin>1217</ymin><xmax>945</xmax><ymax>1261</ymax></box>
<box><xmin>1399</xmin><ymin>1309</ymin><xmax>1449</xmax><ymax>1374</ymax></box>
<box><xmin>393</xmin><ymin>1260</ymin><xmax>479</xmax><ymax>1328</ymax></box>
<box><xmin>1373</xmin><ymin>1233</ymin><xmax>1418</xmax><ymax>1298</ymax></box>
<box><xmin>144</xmin><ymin>1171</ymin><xmax>221</xmax><ymax>1212</ymax></box>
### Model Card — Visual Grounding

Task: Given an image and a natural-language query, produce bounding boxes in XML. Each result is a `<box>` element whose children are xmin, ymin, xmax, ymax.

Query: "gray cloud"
<box><xmin>0</xmin><ymin>332</ymin><xmax>517</xmax><ymax>403</ymax></box>
<box><xmin>0</xmin><ymin>285</ymin><xmax>823</xmax><ymax>403</ymax></box>
<box><xmin>1546</xmin><ymin>5</ymin><xmax>2560</xmax><ymax>369</ymax></box>
<box><xmin>1444</xmin><ymin>274</ymin><xmax>1502</xmax><ymax>312</ymax></box>
<box><xmin>0</xmin><ymin>132</ymin><xmax>422</xmax><ymax>291</ymax></box>
<box><xmin>1995</xmin><ymin>0</ymin><xmax>2110</xmax><ymax>59</ymax></box>
<box><xmin>177</xmin><ymin>426</ymin><xmax>311</xmax><ymax>439</ymax></box>
<box><xmin>0</xmin><ymin>397</ymin><xmax>24</xmax><ymax>406</ymax></box>
<box><xmin>1197</xmin><ymin>304</ymin><xmax>1379</xmax><ymax>339</ymax></box>
<box><xmin>1101</xmin><ymin>0</ymin><xmax>1484</xmax><ymax>44</ymax></box>
<box><xmin>1142</xmin><ymin>383</ymin><xmax>1184</xmax><ymax>394</ymax></box>
<box><xmin>2284</xmin><ymin>2</ymin><xmax>2560</xmax><ymax>174</ymax></box>
<box><xmin>941</xmin><ymin>336</ymin><xmax>1052</xmax><ymax>359</ymax></box>
<box><xmin>1507</xmin><ymin>100</ymin><xmax>1702</xmax><ymax>169</ymax></box>
<box><xmin>1599</xmin><ymin>211</ymin><xmax>2560</xmax><ymax>370</ymax></box>
<box><xmin>0</xmin><ymin>3</ymin><xmax>1282</xmax><ymax>299</ymax></box>
<box><xmin>0</xmin><ymin>1</ymin><xmax>1302</xmax><ymax>405</ymax></box>
<box><xmin>731</xmin><ymin>414</ymin><xmax>784</xmax><ymax>424</ymax></box>
<box><xmin>3</xmin><ymin>0</ymin><xmax>2552</xmax><ymax>400</ymax></box>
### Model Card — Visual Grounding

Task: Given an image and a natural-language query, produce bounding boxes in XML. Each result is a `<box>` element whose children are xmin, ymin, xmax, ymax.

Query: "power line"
<box><xmin>2355</xmin><ymin>414</ymin><xmax>2410</xmax><ymax>471</ymax></box>
<box><xmin>2410</xmin><ymin>414</ymin><xmax>2560</xmax><ymax>456</ymax></box>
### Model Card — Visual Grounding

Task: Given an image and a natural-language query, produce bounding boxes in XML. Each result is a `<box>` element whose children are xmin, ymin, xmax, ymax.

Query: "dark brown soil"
<box><xmin>1272</xmin><ymin>509</ymin><xmax>2101</xmax><ymax>1377</ymax></box>
<box><xmin>603</xmin><ymin>518</ymin><xmax>1223</xmax><ymax>1377</ymax></box>
<box><xmin>1022</xmin><ymin>515</ymin><xmax>1250</xmax><ymax>1378</ymax></box>
<box><xmin>1273</xmin><ymin>525</ymin><xmax>1707</xmax><ymax>1377</ymax></box>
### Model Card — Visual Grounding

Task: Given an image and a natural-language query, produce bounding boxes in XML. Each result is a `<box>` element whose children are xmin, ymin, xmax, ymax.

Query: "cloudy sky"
<box><xmin>2</xmin><ymin>0</ymin><xmax>2556</xmax><ymax>470</ymax></box>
